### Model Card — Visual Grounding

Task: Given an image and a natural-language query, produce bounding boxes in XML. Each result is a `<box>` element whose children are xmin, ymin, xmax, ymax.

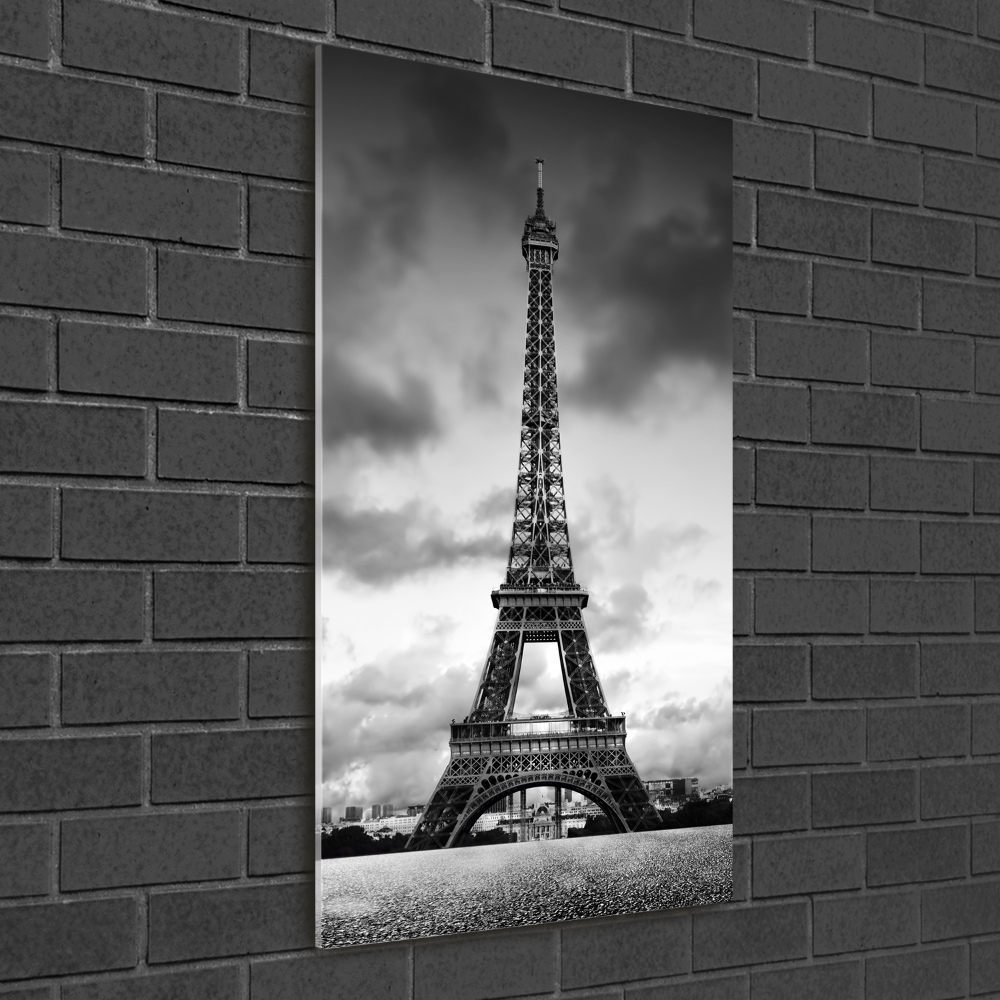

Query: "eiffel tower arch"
<box><xmin>407</xmin><ymin>161</ymin><xmax>659</xmax><ymax>851</ymax></box>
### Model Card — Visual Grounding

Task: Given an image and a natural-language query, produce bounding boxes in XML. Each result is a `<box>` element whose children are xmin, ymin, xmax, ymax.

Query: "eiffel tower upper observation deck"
<box><xmin>406</xmin><ymin>162</ymin><xmax>659</xmax><ymax>850</ymax></box>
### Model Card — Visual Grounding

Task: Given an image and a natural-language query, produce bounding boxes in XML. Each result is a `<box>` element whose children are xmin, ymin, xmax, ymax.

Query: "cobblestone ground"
<box><xmin>320</xmin><ymin>825</ymin><xmax>733</xmax><ymax>947</ymax></box>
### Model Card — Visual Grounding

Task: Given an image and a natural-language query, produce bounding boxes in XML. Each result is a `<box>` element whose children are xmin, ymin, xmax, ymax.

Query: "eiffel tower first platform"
<box><xmin>407</xmin><ymin>162</ymin><xmax>660</xmax><ymax>850</ymax></box>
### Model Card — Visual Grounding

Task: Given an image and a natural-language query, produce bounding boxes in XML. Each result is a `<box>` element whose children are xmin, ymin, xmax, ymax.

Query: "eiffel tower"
<box><xmin>407</xmin><ymin>161</ymin><xmax>659</xmax><ymax>850</ymax></box>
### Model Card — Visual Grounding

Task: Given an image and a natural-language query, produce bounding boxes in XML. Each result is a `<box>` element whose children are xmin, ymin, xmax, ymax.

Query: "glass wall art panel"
<box><xmin>316</xmin><ymin>44</ymin><xmax>733</xmax><ymax>948</ymax></box>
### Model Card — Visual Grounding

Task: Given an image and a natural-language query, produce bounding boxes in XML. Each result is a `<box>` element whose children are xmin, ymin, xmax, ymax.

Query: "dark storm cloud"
<box><xmin>323</xmin><ymin>498</ymin><xmax>506</xmax><ymax>584</ymax></box>
<box><xmin>322</xmin><ymin>356</ymin><xmax>439</xmax><ymax>454</ymax></box>
<box><xmin>560</xmin><ymin>163</ymin><xmax>732</xmax><ymax>412</ymax></box>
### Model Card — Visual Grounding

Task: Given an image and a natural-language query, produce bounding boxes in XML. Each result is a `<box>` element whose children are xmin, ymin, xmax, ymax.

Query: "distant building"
<box><xmin>344</xmin><ymin>806</ymin><xmax>363</xmax><ymax>822</ymax></box>
<box><xmin>371</xmin><ymin>804</ymin><xmax>382</xmax><ymax>820</ymax></box>
<box><xmin>643</xmin><ymin>777</ymin><xmax>701</xmax><ymax>804</ymax></box>
<box><xmin>406</xmin><ymin>805</ymin><xmax>424</xmax><ymax>816</ymax></box>
<box><xmin>320</xmin><ymin>807</ymin><xmax>332</xmax><ymax>825</ymax></box>
<box><xmin>381</xmin><ymin>804</ymin><xmax>395</xmax><ymax>818</ymax></box>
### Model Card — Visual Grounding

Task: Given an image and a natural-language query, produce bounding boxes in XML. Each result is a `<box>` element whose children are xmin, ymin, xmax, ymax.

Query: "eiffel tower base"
<box><xmin>407</xmin><ymin>718</ymin><xmax>660</xmax><ymax>850</ymax></box>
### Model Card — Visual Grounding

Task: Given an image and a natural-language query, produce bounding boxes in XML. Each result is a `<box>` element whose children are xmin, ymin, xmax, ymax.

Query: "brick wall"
<box><xmin>2</xmin><ymin>0</ymin><xmax>999</xmax><ymax>997</ymax></box>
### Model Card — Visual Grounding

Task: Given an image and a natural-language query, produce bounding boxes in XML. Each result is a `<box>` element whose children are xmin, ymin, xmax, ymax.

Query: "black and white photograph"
<box><xmin>316</xmin><ymin>45</ymin><xmax>733</xmax><ymax>948</ymax></box>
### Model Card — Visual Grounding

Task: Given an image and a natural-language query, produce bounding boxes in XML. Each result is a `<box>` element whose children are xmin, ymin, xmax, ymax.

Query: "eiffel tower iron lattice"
<box><xmin>407</xmin><ymin>161</ymin><xmax>659</xmax><ymax>850</ymax></box>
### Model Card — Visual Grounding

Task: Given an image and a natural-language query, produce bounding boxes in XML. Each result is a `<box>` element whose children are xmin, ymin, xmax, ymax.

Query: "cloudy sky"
<box><xmin>318</xmin><ymin>48</ymin><xmax>732</xmax><ymax>816</ymax></box>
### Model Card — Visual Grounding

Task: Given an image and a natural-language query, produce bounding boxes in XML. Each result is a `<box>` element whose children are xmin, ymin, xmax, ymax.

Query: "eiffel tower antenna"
<box><xmin>407</xmin><ymin>161</ymin><xmax>658</xmax><ymax>850</ymax></box>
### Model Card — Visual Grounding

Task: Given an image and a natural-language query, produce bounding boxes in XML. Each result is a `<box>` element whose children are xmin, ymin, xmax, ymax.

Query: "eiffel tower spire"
<box><xmin>406</xmin><ymin>162</ymin><xmax>658</xmax><ymax>850</ymax></box>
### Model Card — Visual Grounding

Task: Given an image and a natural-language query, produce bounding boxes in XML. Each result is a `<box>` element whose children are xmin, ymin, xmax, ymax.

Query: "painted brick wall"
<box><xmin>2</xmin><ymin>0</ymin><xmax>999</xmax><ymax>997</ymax></box>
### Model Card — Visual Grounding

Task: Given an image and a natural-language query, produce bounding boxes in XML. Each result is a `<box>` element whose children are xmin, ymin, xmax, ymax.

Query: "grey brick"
<box><xmin>813</xmin><ymin>768</ymin><xmax>917</xmax><ymax>827</ymax></box>
<box><xmin>977</xmin><ymin>342</ymin><xmax>1000</xmax><ymax>394</ymax></box>
<box><xmin>925</xmin><ymin>277</ymin><xmax>1000</xmax><ymax>337</ymax></box>
<box><xmin>64</xmin><ymin>0</ymin><xmax>239</xmax><ymax>92</ymax></box>
<box><xmin>248</xmin><ymin>185</ymin><xmax>313</xmax><ymax>257</ymax></box>
<box><xmin>634</xmin><ymin>35</ymin><xmax>754</xmax><ymax>113</ymax></box>
<box><xmin>813</xmin><ymin>263</ymin><xmax>918</xmax><ymax>327</ymax></box>
<box><xmin>249</xmin><ymin>805</ymin><xmax>313</xmax><ymax>875</ymax></box>
<box><xmin>562</xmin><ymin>912</ymin><xmax>689</xmax><ymax>987</ymax></box>
<box><xmin>753</xmin><ymin>707</ymin><xmax>864</xmax><ymax>766</ymax></box>
<box><xmin>872</xmin><ymin>456</ymin><xmax>971</xmax><ymax>514</ymax></box>
<box><xmin>0</xmin><ymin>64</ymin><xmax>144</xmax><ymax>155</ymax></box>
<box><xmin>875</xmin><ymin>83</ymin><xmax>974</xmax><ymax>153</ymax></box>
<box><xmin>923</xmin><ymin>762</ymin><xmax>1000</xmax><ymax>818</ymax></box>
<box><xmin>0</xmin><ymin>824</ymin><xmax>49</xmax><ymax>897</ymax></box>
<box><xmin>64</xmin><ymin>967</ymin><xmax>241</xmax><ymax>1000</ymax></box>
<box><xmin>60</xmin><ymin>321</ymin><xmax>238</xmax><ymax>403</ymax></box>
<box><xmin>873</xmin><ymin>210</ymin><xmax>973</xmax><ymax>275</ymax></box>
<box><xmin>872</xmin><ymin>332</ymin><xmax>972</xmax><ymax>391</ymax></box>
<box><xmin>62</xmin><ymin>811</ymin><xmax>241</xmax><ymax>890</ymax></box>
<box><xmin>756</xmin><ymin>577</ymin><xmax>867</xmax><ymax>634</ymax></box>
<box><xmin>734</xmin><ymin>644</ymin><xmax>808</xmax><ymax>701</ymax></box>
<box><xmin>757</xmin><ymin>191</ymin><xmax>868</xmax><ymax>261</ymax></box>
<box><xmin>923</xmin><ymin>641</ymin><xmax>1000</xmax><ymax>694</ymax></box>
<box><xmin>925</xmin><ymin>155</ymin><xmax>1000</xmax><ymax>218</ymax></box>
<box><xmin>734</xmin><ymin>513</ymin><xmax>808</xmax><ymax>570</ymax></box>
<box><xmin>924</xmin><ymin>522</ymin><xmax>1000</xmax><ymax>573</ymax></box>
<box><xmin>0</xmin><ymin>736</ymin><xmax>141</xmax><ymax>812</ymax></box>
<box><xmin>733</xmin><ymin>774</ymin><xmax>809</xmax><ymax>834</ymax></box>
<box><xmin>732</xmin><ymin>184</ymin><xmax>752</xmax><ymax>246</ymax></box>
<box><xmin>252</xmin><ymin>951</ymin><xmax>409</xmax><ymax>1000</ymax></box>
<box><xmin>412</xmin><ymin>927</ymin><xmax>556</xmax><ymax>1000</ymax></box>
<box><xmin>751</xmin><ymin>962</ymin><xmax>862</xmax><ymax>1000</ymax></box>
<box><xmin>0</xmin><ymin>231</ymin><xmax>146</xmax><ymax>314</ymax></box>
<box><xmin>626</xmin><ymin>976</ymin><xmax>746</xmax><ymax>1000</ymax></box>
<box><xmin>973</xmin><ymin>938</ymin><xmax>1000</xmax><ymax>995</ymax></box>
<box><xmin>869</xmin><ymin>704</ymin><xmax>969</xmax><ymax>760</ymax></box>
<box><xmin>248</xmin><ymin>649</ymin><xmax>316</xmax><ymax>719</ymax></box>
<box><xmin>152</xmin><ymin>728</ymin><xmax>312</xmax><ymax>803</ymax></box>
<box><xmin>734</xmin><ymin>577</ymin><xmax>750</xmax><ymax>636</ymax></box>
<box><xmin>814</xmin><ymin>891</ymin><xmax>918</xmax><ymax>955</ymax></box>
<box><xmin>733</xmin><ymin>383</ymin><xmax>807</xmax><ymax>442</ymax></box>
<box><xmin>0</xmin><ymin>0</ymin><xmax>49</xmax><ymax>58</ymax></box>
<box><xmin>817</xmin><ymin>136</ymin><xmax>920</xmax><ymax>204</ymax></box>
<box><xmin>248</xmin><ymin>497</ymin><xmax>313</xmax><ymax>564</ymax></box>
<box><xmin>866</xmin><ymin>945</ymin><xmax>966</xmax><ymax>1000</ymax></box>
<box><xmin>923</xmin><ymin>881</ymin><xmax>1000</xmax><ymax>941</ymax></box>
<box><xmin>973</xmin><ymin>819</ymin><xmax>1000</xmax><ymax>873</ymax></box>
<box><xmin>868</xmin><ymin>825</ymin><xmax>969</xmax><ymax>886</ymax></box>
<box><xmin>813</xmin><ymin>642</ymin><xmax>917</xmax><ymax>699</ymax></box>
<box><xmin>0</xmin><ymin>898</ymin><xmax>138</xmax><ymax>979</ymax></box>
<box><xmin>757</xmin><ymin>448</ymin><xmax>868</xmax><ymax>509</ymax></box>
<box><xmin>733</xmin><ymin>316</ymin><xmax>751</xmax><ymax>374</ymax></box>
<box><xmin>815</xmin><ymin>8</ymin><xmax>921</xmax><ymax>82</ymax></box>
<box><xmin>692</xmin><ymin>901</ymin><xmax>808</xmax><ymax>970</ymax></box>
<box><xmin>560</xmin><ymin>0</ymin><xmax>687</xmax><ymax>32</ymax></box>
<box><xmin>249</xmin><ymin>340</ymin><xmax>313</xmax><ymax>410</ymax></box>
<box><xmin>981</xmin><ymin>224</ymin><xmax>1000</xmax><ymax>279</ymax></box>
<box><xmin>149</xmin><ymin>882</ymin><xmax>313</xmax><ymax>962</ymax></box>
<box><xmin>62</xmin><ymin>651</ymin><xmax>240</xmax><ymax>724</ymax></box>
<box><xmin>0</xmin><ymin>570</ymin><xmax>143</xmax><ymax>642</ymax></box>
<box><xmin>159</xmin><ymin>249</ymin><xmax>312</xmax><ymax>333</ymax></box>
<box><xmin>756</xmin><ymin>320</ymin><xmax>867</xmax><ymax>384</ymax></box>
<box><xmin>978</xmin><ymin>462</ymin><xmax>1000</xmax><ymax>512</ymax></box>
<box><xmin>923</xmin><ymin>398</ymin><xmax>1000</xmax><ymax>454</ymax></box>
<box><xmin>871</xmin><ymin>579</ymin><xmax>972</xmax><ymax>634</ymax></box>
<box><xmin>0</xmin><ymin>314</ymin><xmax>49</xmax><ymax>390</ymax></box>
<box><xmin>875</xmin><ymin>0</ymin><xmax>973</xmax><ymax>32</ymax></box>
<box><xmin>733</xmin><ymin>253</ymin><xmax>808</xmax><ymax>314</ymax></box>
<box><xmin>694</xmin><ymin>0</ymin><xmax>808</xmax><ymax>58</ymax></box>
<box><xmin>927</xmin><ymin>34</ymin><xmax>1000</xmax><ymax>100</ymax></box>
<box><xmin>978</xmin><ymin>579</ymin><xmax>1000</xmax><ymax>631</ymax></box>
<box><xmin>63</xmin><ymin>489</ymin><xmax>240</xmax><ymax>562</ymax></box>
<box><xmin>974</xmin><ymin>703</ymin><xmax>1000</xmax><ymax>755</ymax></box>
<box><xmin>0</xmin><ymin>147</ymin><xmax>49</xmax><ymax>224</ymax></box>
<box><xmin>154</xmin><ymin>569</ymin><xmax>311</xmax><ymax>639</ymax></box>
<box><xmin>812</xmin><ymin>388</ymin><xmax>917</xmax><ymax>449</ymax></box>
<box><xmin>982</xmin><ymin>0</ymin><xmax>1000</xmax><ymax>40</ymax></box>
<box><xmin>249</xmin><ymin>32</ymin><xmax>313</xmax><ymax>107</ymax></box>
<box><xmin>0</xmin><ymin>653</ymin><xmax>52</xmax><ymax>728</ymax></box>
<box><xmin>164</xmin><ymin>0</ymin><xmax>324</xmax><ymax>30</ymax></box>
<box><xmin>340</xmin><ymin>0</ymin><xmax>484</xmax><ymax>62</ymax></box>
<box><xmin>63</xmin><ymin>157</ymin><xmax>240</xmax><ymax>247</ymax></box>
<box><xmin>158</xmin><ymin>94</ymin><xmax>312</xmax><ymax>182</ymax></box>
<box><xmin>760</xmin><ymin>62</ymin><xmax>869</xmax><ymax>135</ymax></box>
<box><xmin>0</xmin><ymin>485</ymin><xmax>51</xmax><ymax>558</ymax></box>
<box><xmin>494</xmin><ymin>6</ymin><xmax>623</xmax><ymax>88</ymax></box>
<box><xmin>733</xmin><ymin>708</ymin><xmax>748</xmax><ymax>770</ymax></box>
<box><xmin>813</xmin><ymin>516</ymin><xmax>918</xmax><ymax>572</ymax></box>
<box><xmin>158</xmin><ymin>410</ymin><xmax>312</xmax><ymax>485</ymax></box>
<box><xmin>733</xmin><ymin>121</ymin><xmax>811</xmax><ymax>187</ymax></box>
<box><xmin>734</xmin><ymin>446</ymin><xmax>753</xmax><ymax>503</ymax></box>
